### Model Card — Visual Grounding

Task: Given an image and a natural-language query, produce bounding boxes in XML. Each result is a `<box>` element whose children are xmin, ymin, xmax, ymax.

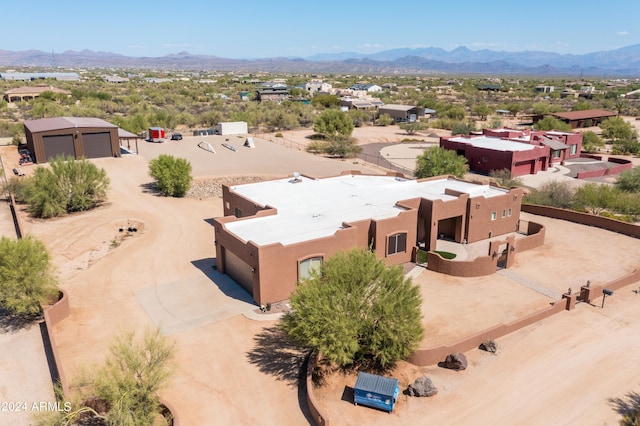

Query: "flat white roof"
<box><xmin>225</xmin><ymin>175</ymin><xmax>508</xmax><ymax>246</ymax></box>
<box><xmin>449</xmin><ymin>135</ymin><xmax>537</xmax><ymax>152</ymax></box>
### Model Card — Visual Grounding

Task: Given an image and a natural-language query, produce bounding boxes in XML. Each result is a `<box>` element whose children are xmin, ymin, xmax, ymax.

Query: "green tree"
<box><xmin>571</xmin><ymin>100</ymin><xmax>593</xmax><ymax>111</ymax></box>
<box><xmin>442</xmin><ymin>106</ymin><xmax>466</xmax><ymax>120</ymax></box>
<box><xmin>451</xmin><ymin>121</ymin><xmax>475</xmax><ymax>136</ymax></box>
<box><xmin>347</xmin><ymin>109</ymin><xmax>372</xmax><ymax>127</ymax></box>
<box><xmin>415</xmin><ymin>146</ymin><xmax>468</xmax><ymax>178</ymax></box>
<box><xmin>280</xmin><ymin>249</ymin><xmax>423</xmax><ymax>370</ymax></box>
<box><xmin>314</xmin><ymin>109</ymin><xmax>354</xmax><ymax>139</ymax></box>
<box><xmin>489</xmin><ymin>168</ymin><xmax>522</xmax><ymax>188</ymax></box>
<box><xmin>22</xmin><ymin>156</ymin><xmax>110</xmax><ymax>218</ymax></box>
<box><xmin>573</xmin><ymin>183</ymin><xmax>619</xmax><ymax>215</ymax></box>
<box><xmin>616</xmin><ymin>168</ymin><xmax>640</xmax><ymax>193</ymax></box>
<box><xmin>93</xmin><ymin>328</ymin><xmax>175</xmax><ymax>425</ymax></box>
<box><xmin>376</xmin><ymin>113</ymin><xmax>394</xmax><ymax>126</ymax></box>
<box><xmin>148</xmin><ymin>154</ymin><xmax>192</xmax><ymax>197</ymax></box>
<box><xmin>523</xmin><ymin>180</ymin><xmax>574</xmax><ymax>208</ymax></box>
<box><xmin>324</xmin><ymin>137</ymin><xmax>362</xmax><ymax>158</ymax></box>
<box><xmin>471</xmin><ymin>104</ymin><xmax>492</xmax><ymax>120</ymax></box>
<box><xmin>311</xmin><ymin>94</ymin><xmax>340</xmax><ymax>109</ymax></box>
<box><xmin>601</xmin><ymin>117</ymin><xmax>636</xmax><ymax>142</ymax></box>
<box><xmin>399</xmin><ymin>122</ymin><xmax>427</xmax><ymax>135</ymax></box>
<box><xmin>534</xmin><ymin>116</ymin><xmax>572</xmax><ymax>132</ymax></box>
<box><xmin>581</xmin><ymin>131</ymin><xmax>605</xmax><ymax>153</ymax></box>
<box><xmin>0</xmin><ymin>236</ymin><xmax>58</xmax><ymax>316</ymax></box>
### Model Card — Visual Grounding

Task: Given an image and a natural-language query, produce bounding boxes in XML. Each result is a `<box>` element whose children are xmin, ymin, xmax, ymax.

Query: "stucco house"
<box><xmin>213</xmin><ymin>172</ymin><xmax>524</xmax><ymax>305</ymax></box>
<box><xmin>440</xmin><ymin>128</ymin><xmax>583</xmax><ymax>177</ymax></box>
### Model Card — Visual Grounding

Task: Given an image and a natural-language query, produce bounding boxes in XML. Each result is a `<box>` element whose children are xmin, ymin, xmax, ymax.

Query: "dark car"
<box><xmin>171</xmin><ymin>133</ymin><xmax>183</xmax><ymax>141</ymax></box>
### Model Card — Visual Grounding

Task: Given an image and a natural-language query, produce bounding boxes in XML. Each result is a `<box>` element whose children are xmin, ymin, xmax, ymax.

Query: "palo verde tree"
<box><xmin>21</xmin><ymin>156</ymin><xmax>110</xmax><ymax>218</ymax></box>
<box><xmin>0</xmin><ymin>236</ymin><xmax>58</xmax><ymax>317</ymax></box>
<box><xmin>534</xmin><ymin>116</ymin><xmax>572</xmax><ymax>132</ymax></box>
<box><xmin>415</xmin><ymin>146</ymin><xmax>468</xmax><ymax>179</ymax></box>
<box><xmin>148</xmin><ymin>154</ymin><xmax>193</xmax><ymax>197</ymax></box>
<box><xmin>280</xmin><ymin>248</ymin><xmax>423</xmax><ymax>370</ymax></box>
<box><xmin>313</xmin><ymin>109</ymin><xmax>354</xmax><ymax>140</ymax></box>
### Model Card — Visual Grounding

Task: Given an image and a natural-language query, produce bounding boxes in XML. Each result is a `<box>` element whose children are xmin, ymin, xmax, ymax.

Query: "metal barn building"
<box><xmin>23</xmin><ymin>117</ymin><xmax>121</xmax><ymax>163</ymax></box>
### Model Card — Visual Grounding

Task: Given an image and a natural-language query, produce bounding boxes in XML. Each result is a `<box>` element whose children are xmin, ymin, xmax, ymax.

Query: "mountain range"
<box><xmin>1</xmin><ymin>44</ymin><xmax>640</xmax><ymax>76</ymax></box>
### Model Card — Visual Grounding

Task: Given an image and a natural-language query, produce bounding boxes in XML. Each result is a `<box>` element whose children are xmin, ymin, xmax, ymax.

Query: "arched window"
<box><xmin>299</xmin><ymin>256</ymin><xmax>322</xmax><ymax>281</ymax></box>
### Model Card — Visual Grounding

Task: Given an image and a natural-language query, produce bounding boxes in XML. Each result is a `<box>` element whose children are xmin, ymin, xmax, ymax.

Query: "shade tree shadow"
<box><xmin>246</xmin><ymin>325</ymin><xmax>314</xmax><ymax>424</ymax></box>
<box><xmin>609</xmin><ymin>391</ymin><xmax>640</xmax><ymax>420</ymax></box>
<box><xmin>0</xmin><ymin>307</ymin><xmax>41</xmax><ymax>332</ymax></box>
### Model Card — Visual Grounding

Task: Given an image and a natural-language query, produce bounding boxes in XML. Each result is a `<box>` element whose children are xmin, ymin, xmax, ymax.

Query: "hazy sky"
<box><xmin>4</xmin><ymin>0</ymin><xmax>639</xmax><ymax>58</ymax></box>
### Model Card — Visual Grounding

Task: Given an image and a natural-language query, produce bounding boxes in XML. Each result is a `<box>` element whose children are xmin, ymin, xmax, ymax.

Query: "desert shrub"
<box><xmin>489</xmin><ymin>168</ymin><xmax>522</xmax><ymax>188</ymax></box>
<box><xmin>148</xmin><ymin>154</ymin><xmax>192</xmax><ymax>197</ymax></box>
<box><xmin>0</xmin><ymin>236</ymin><xmax>58</xmax><ymax>316</ymax></box>
<box><xmin>22</xmin><ymin>156</ymin><xmax>110</xmax><ymax>218</ymax></box>
<box><xmin>376</xmin><ymin>113</ymin><xmax>394</xmax><ymax>126</ymax></box>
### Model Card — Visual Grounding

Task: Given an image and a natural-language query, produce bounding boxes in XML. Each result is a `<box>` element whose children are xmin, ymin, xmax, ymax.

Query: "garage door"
<box><xmin>513</xmin><ymin>160</ymin><xmax>535</xmax><ymax>176</ymax></box>
<box><xmin>82</xmin><ymin>132</ymin><xmax>113</xmax><ymax>159</ymax></box>
<box><xmin>224</xmin><ymin>249</ymin><xmax>254</xmax><ymax>296</ymax></box>
<box><xmin>43</xmin><ymin>135</ymin><xmax>75</xmax><ymax>162</ymax></box>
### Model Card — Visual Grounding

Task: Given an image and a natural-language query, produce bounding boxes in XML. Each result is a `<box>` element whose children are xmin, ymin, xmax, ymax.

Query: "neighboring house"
<box><xmin>213</xmin><ymin>172</ymin><xmax>523</xmax><ymax>305</ymax></box>
<box><xmin>440</xmin><ymin>128</ymin><xmax>583</xmax><ymax>177</ymax></box>
<box><xmin>535</xmin><ymin>86</ymin><xmax>555</xmax><ymax>93</ymax></box>
<box><xmin>3</xmin><ymin>85</ymin><xmax>71</xmax><ymax>102</ymax></box>
<box><xmin>549</xmin><ymin>109</ymin><xmax>617</xmax><ymax>129</ymax></box>
<box><xmin>103</xmin><ymin>75</ymin><xmax>130</xmax><ymax>83</ymax></box>
<box><xmin>256</xmin><ymin>87</ymin><xmax>289</xmax><ymax>102</ymax></box>
<box><xmin>23</xmin><ymin>117</ymin><xmax>121</xmax><ymax>163</ymax></box>
<box><xmin>304</xmin><ymin>81</ymin><xmax>332</xmax><ymax>93</ymax></box>
<box><xmin>0</xmin><ymin>72</ymin><xmax>80</xmax><ymax>81</ymax></box>
<box><xmin>340</xmin><ymin>97</ymin><xmax>384</xmax><ymax>110</ymax></box>
<box><xmin>348</xmin><ymin>83</ymin><xmax>382</xmax><ymax>92</ymax></box>
<box><xmin>378</xmin><ymin>104</ymin><xmax>425</xmax><ymax>123</ymax></box>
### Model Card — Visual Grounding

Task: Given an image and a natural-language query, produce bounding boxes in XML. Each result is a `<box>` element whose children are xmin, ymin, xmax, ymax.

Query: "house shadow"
<box><xmin>190</xmin><ymin>258</ymin><xmax>253</xmax><ymax>304</ymax></box>
<box><xmin>246</xmin><ymin>326</ymin><xmax>314</xmax><ymax>424</ymax></box>
<box><xmin>203</xmin><ymin>218</ymin><xmax>216</xmax><ymax>227</ymax></box>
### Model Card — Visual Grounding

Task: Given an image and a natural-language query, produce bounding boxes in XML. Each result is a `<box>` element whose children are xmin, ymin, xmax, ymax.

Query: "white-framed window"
<box><xmin>508</xmin><ymin>208</ymin><xmax>512</xmax><ymax>217</ymax></box>
<box><xmin>387</xmin><ymin>233</ymin><xmax>407</xmax><ymax>255</ymax></box>
<box><xmin>502</xmin><ymin>209</ymin><xmax>507</xmax><ymax>218</ymax></box>
<box><xmin>491</xmin><ymin>211</ymin><xmax>497</xmax><ymax>221</ymax></box>
<box><xmin>225</xmin><ymin>201</ymin><xmax>230</xmax><ymax>209</ymax></box>
<box><xmin>299</xmin><ymin>257</ymin><xmax>322</xmax><ymax>281</ymax></box>
<box><xmin>570</xmin><ymin>144</ymin><xmax>577</xmax><ymax>155</ymax></box>
<box><xmin>553</xmin><ymin>150</ymin><xmax>561</xmax><ymax>158</ymax></box>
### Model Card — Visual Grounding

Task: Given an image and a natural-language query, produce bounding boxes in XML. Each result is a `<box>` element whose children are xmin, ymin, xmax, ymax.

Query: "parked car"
<box><xmin>171</xmin><ymin>133</ymin><xmax>183</xmax><ymax>141</ymax></box>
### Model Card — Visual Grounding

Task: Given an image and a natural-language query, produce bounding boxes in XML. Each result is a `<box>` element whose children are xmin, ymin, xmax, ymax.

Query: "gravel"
<box><xmin>186</xmin><ymin>176</ymin><xmax>268</xmax><ymax>199</ymax></box>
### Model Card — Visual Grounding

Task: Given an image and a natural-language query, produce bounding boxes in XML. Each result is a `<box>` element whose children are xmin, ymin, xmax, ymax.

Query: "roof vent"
<box><xmin>290</xmin><ymin>171</ymin><xmax>302</xmax><ymax>183</ymax></box>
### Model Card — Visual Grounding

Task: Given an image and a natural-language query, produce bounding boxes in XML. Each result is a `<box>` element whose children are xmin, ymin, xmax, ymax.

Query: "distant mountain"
<box><xmin>1</xmin><ymin>45</ymin><xmax>640</xmax><ymax>76</ymax></box>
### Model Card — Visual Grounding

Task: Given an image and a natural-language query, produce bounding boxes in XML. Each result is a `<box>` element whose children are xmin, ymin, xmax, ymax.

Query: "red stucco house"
<box><xmin>440</xmin><ymin>128</ymin><xmax>583</xmax><ymax>177</ymax></box>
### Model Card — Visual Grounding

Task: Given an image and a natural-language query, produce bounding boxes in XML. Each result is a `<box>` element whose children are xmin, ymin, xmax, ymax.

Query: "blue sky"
<box><xmin>4</xmin><ymin>1</ymin><xmax>639</xmax><ymax>59</ymax></box>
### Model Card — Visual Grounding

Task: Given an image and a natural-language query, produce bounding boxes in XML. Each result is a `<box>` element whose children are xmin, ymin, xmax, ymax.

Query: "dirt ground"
<box><xmin>2</xmin><ymin>128</ymin><xmax>640</xmax><ymax>425</ymax></box>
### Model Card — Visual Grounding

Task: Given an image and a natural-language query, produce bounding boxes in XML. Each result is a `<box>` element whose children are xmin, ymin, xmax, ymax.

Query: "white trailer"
<box><xmin>217</xmin><ymin>121</ymin><xmax>248</xmax><ymax>135</ymax></box>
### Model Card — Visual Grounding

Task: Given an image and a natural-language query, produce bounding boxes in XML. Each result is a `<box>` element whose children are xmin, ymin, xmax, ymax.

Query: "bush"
<box><xmin>0</xmin><ymin>236</ymin><xmax>58</xmax><ymax>316</ymax></box>
<box><xmin>22</xmin><ymin>156</ymin><xmax>110</xmax><ymax>218</ymax></box>
<box><xmin>148</xmin><ymin>154</ymin><xmax>192</xmax><ymax>197</ymax></box>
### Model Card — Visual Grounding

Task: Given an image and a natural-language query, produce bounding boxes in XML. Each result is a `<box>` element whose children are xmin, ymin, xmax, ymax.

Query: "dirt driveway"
<box><xmin>6</xmin><ymin>129</ymin><xmax>640</xmax><ymax>425</ymax></box>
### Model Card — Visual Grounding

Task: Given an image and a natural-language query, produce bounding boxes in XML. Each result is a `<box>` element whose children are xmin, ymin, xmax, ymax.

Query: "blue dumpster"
<box><xmin>353</xmin><ymin>372</ymin><xmax>399</xmax><ymax>412</ymax></box>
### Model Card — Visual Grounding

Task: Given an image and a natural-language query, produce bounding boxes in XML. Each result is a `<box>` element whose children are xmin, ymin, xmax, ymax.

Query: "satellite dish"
<box><xmin>293</xmin><ymin>171</ymin><xmax>300</xmax><ymax>179</ymax></box>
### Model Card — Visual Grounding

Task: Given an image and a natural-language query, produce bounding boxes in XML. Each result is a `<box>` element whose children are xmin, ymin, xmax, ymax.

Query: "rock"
<box><xmin>406</xmin><ymin>376</ymin><xmax>438</xmax><ymax>397</ymax></box>
<box><xmin>479</xmin><ymin>340</ymin><xmax>497</xmax><ymax>353</ymax></box>
<box><xmin>444</xmin><ymin>352</ymin><xmax>467</xmax><ymax>370</ymax></box>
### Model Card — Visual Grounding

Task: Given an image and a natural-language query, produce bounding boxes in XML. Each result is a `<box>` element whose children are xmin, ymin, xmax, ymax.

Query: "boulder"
<box><xmin>479</xmin><ymin>340</ymin><xmax>497</xmax><ymax>353</ymax></box>
<box><xmin>444</xmin><ymin>352</ymin><xmax>467</xmax><ymax>370</ymax></box>
<box><xmin>406</xmin><ymin>376</ymin><xmax>438</xmax><ymax>397</ymax></box>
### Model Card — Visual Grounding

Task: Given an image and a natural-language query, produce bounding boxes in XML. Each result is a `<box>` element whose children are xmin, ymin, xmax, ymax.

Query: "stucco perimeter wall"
<box><xmin>575</xmin><ymin>157</ymin><xmax>632</xmax><ymax>179</ymax></box>
<box><xmin>306</xmin><ymin>351</ymin><xmax>330</xmax><ymax>426</ymax></box>
<box><xmin>42</xmin><ymin>290</ymin><xmax>71</xmax><ymax>395</ymax></box>
<box><xmin>579</xmin><ymin>269</ymin><xmax>640</xmax><ymax>303</ymax></box>
<box><xmin>515</xmin><ymin>221</ymin><xmax>546</xmax><ymax>252</ymax></box>
<box><xmin>522</xmin><ymin>204</ymin><xmax>640</xmax><ymax>238</ymax></box>
<box><xmin>427</xmin><ymin>252</ymin><xmax>496</xmax><ymax>277</ymax></box>
<box><xmin>408</xmin><ymin>301</ymin><xmax>566</xmax><ymax>366</ymax></box>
